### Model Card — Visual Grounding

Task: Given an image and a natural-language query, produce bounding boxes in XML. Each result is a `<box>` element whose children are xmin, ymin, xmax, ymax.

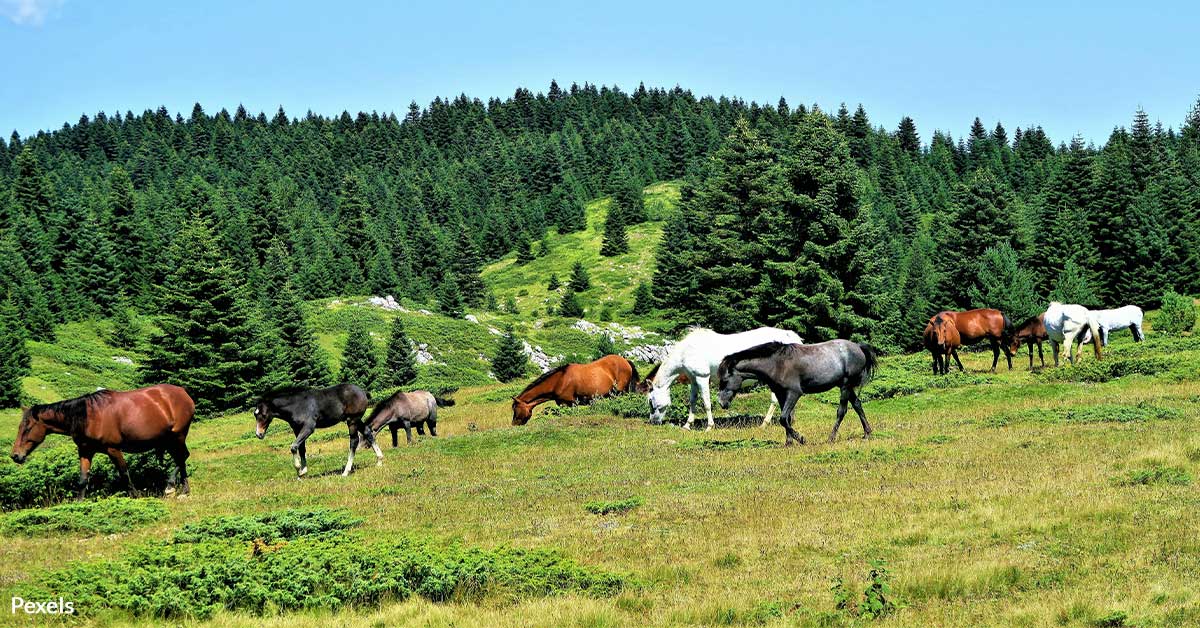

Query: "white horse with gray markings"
<box><xmin>1080</xmin><ymin>305</ymin><xmax>1144</xmax><ymax>347</ymax></box>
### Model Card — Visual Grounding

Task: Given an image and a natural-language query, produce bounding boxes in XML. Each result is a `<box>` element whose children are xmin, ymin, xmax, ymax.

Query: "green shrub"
<box><xmin>680</xmin><ymin>438</ymin><xmax>777</xmax><ymax>451</ymax></box>
<box><xmin>172</xmin><ymin>508</ymin><xmax>362</xmax><ymax>543</ymax></box>
<box><xmin>1156</xmin><ymin>291</ymin><xmax>1197</xmax><ymax>336</ymax></box>
<box><xmin>584</xmin><ymin>496</ymin><xmax>643</xmax><ymax>515</ymax></box>
<box><xmin>1</xmin><ymin>497</ymin><xmax>167</xmax><ymax>536</ymax></box>
<box><xmin>0</xmin><ymin>441</ymin><xmax>186</xmax><ymax>511</ymax></box>
<box><xmin>1114</xmin><ymin>463</ymin><xmax>1191</xmax><ymax>487</ymax></box>
<box><xmin>22</xmin><ymin>526</ymin><xmax>630</xmax><ymax>619</ymax></box>
<box><xmin>1036</xmin><ymin>356</ymin><xmax>1172</xmax><ymax>383</ymax></box>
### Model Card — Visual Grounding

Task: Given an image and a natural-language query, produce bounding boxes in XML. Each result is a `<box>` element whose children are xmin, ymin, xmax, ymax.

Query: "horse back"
<box><xmin>89</xmin><ymin>384</ymin><xmax>194</xmax><ymax>445</ymax></box>
<box><xmin>949</xmin><ymin>309</ymin><xmax>1004</xmax><ymax>343</ymax></box>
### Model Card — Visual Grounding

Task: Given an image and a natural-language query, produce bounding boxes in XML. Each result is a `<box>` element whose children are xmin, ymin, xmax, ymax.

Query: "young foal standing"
<box><xmin>647</xmin><ymin>327</ymin><xmax>802</xmax><ymax>430</ymax></box>
<box><xmin>10</xmin><ymin>384</ymin><xmax>195</xmax><ymax>498</ymax></box>
<box><xmin>511</xmin><ymin>354</ymin><xmax>638</xmax><ymax>425</ymax></box>
<box><xmin>366</xmin><ymin>390</ymin><xmax>452</xmax><ymax>446</ymax></box>
<box><xmin>1008</xmin><ymin>314</ymin><xmax>1050</xmax><ymax>369</ymax></box>
<box><xmin>923</xmin><ymin>313</ymin><xmax>962</xmax><ymax>375</ymax></box>
<box><xmin>717</xmin><ymin>340</ymin><xmax>878</xmax><ymax>446</ymax></box>
<box><xmin>254</xmin><ymin>383</ymin><xmax>377</xmax><ymax>477</ymax></box>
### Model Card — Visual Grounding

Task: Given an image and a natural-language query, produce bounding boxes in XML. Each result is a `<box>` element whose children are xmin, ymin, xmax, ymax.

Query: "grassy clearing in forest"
<box><xmin>1</xmin><ymin>325</ymin><xmax>1198</xmax><ymax>627</ymax></box>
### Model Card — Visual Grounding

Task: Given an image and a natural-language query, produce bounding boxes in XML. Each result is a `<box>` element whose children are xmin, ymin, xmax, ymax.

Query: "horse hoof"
<box><xmin>705</xmin><ymin>425</ymin><xmax>713</xmax><ymax>432</ymax></box>
<box><xmin>681</xmin><ymin>424</ymin><xmax>691</xmax><ymax>431</ymax></box>
<box><xmin>298</xmin><ymin>467</ymin><xmax>308</xmax><ymax>477</ymax></box>
<box><xmin>164</xmin><ymin>487</ymin><xmax>176</xmax><ymax>495</ymax></box>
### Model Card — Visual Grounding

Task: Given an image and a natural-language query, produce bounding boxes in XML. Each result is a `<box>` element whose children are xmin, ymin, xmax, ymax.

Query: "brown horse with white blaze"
<box><xmin>936</xmin><ymin>309</ymin><xmax>1015</xmax><ymax>372</ymax></box>
<box><xmin>10</xmin><ymin>384</ymin><xmax>195</xmax><ymax>498</ymax></box>
<box><xmin>512</xmin><ymin>354</ymin><xmax>639</xmax><ymax>425</ymax></box>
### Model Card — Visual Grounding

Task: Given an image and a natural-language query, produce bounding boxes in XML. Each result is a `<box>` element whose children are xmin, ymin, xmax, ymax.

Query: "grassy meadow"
<box><xmin>1</xmin><ymin>318</ymin><xmax>1198</xmax><ymax>627</ymax></box>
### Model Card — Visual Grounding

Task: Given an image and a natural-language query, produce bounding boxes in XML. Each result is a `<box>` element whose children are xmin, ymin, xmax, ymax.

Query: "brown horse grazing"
<box><xmin>1008</xmin><ymin>314</ymin><xmax>1049</xmax><ymax>369</ymax></box>
<box><xmin>512</xmin><ymin>354</ymin><xmax>639</xmax><ymax>425</ymax></box>
<box><xmin>634</xmin><ymin>363</ymin><xmax>689</xmax><ymax>393</ymax></box>
<box><xmin>365</xmin><ymin>390</ymin><xmax>453</xmax><ymax>447</ymax></box>
<box><xmin>937</xmin><ymin>309</ymin><xmax>1014</xmax><ymax>372</ymax></box>
<box><xmin>923</xmin><ymin>314</ymin><xmax>962</xmax><ymax>375</ymax></box>
<box><xmin>10</xmin><ymin>384</ymin><xmax>195</xmax><ymax>498</ymax></box>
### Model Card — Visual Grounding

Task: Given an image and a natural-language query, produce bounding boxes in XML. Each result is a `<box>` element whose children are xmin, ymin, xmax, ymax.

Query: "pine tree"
<box><xmin>594</xmin><ymin>333</ymin><xmax>618</xmax><ymax>359</ymax></box>
<box><xmin>340</xmin><ymin>320</ymin><xmax>380</xmax><ymax>392</ymax></box>
<box><xmin>436</xmin><ymin>275</ymin><xmax>465</xmax><ymax>318</ymax></box>
<box><xmin>558</xmin><ymin>288</ymin><xmax>584</xmax><ymax>318</ymax></box>
<box><xmin>515</xmin><ymin>232</ymin><xmax>535</xmax><ymax>264</ymax></box>
<box><xmin>491</xmin><ymin>325</ymin><xmax>528</xmax><ymax>382</ymax></box>
<box><xmin>632</xmin><ymin>281</ymin><xmax>654</xmax><ymax>315</ymax></box>
<box><xmin>612</xmin><ymin>174</ymin><xmax>646</xmax><ymax>224</ymax></box>
<box><xmin>383</xmin><ymin>316</ymin><xmax>418</xmax><ymax>387</ymax></box>
<box><xmin>140</xmin><ymin>214</ymin><xmax>274</xmax><ymax>415</ymax></box>
<box><xmin>270</xmin><ymin>281</ymin><xmax>334</xmax><ymax>388</ymax></box>
<box><xmin>547</xmin><ymin>273</ymin><xmax>561</xmax><ymax>291</ymax></box>
<box><xmin>600</xmin><ymin>205</ymin><xmax>629</xmax><ymax>256</ymax></box>
<box><xmin>967</xmin><ymin>243</ymin><xmax>1040</xmax><ymax>322</ymax></box>
<box><xmin>0</xmin><ymin>295</ymin><xmax>30</xmax><ymax>408</ymax></box>
<box><xmin>108</xmin><ymin>298</ymin><xmax>141</xmax><ymax>350</ymax></box>
<box><xmin>1050</xmin><ymin>259</ymin><xmax>1101</xmax><ymax>307</ymax></box>
<box><xmin>940</xmin><ymin>168</ymin><xmax>1016</xmax><ymax>306</ymax></box>
<box><xmin>896</xmin><ymin>116</ymin><xmax>920</xmax><ymax>154</ymax></box>
<box><xmin>568</xmin><ymin>261</ymin><xmax>590</xmax><ymax>291</ymax></box>
<box><xmin>450</xmin><ymin>228</ymin><xmax>487</xmax><ymax>307</ymax></box>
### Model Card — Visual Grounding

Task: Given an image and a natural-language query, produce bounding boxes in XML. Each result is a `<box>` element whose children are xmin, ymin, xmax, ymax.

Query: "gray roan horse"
<box><xmin>254</xmin><ymin>383</ymin><xmax>377</xmax><ymax>477</ymax></box>
<box><xmin>365</xmin><ymin>390</ymin><xmax>453</xmax><ymax>447</ymax></box>
<box><xmin>717</xmin><ymin>340</ymin><xmax>878</xmax><ymax>446</ymax></box>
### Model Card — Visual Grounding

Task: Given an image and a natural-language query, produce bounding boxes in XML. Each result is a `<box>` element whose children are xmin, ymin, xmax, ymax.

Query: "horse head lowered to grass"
<box><xmin>511</xmin><ymin>354</ymin><xmax>639</xmax><ymax>425</ymax></box>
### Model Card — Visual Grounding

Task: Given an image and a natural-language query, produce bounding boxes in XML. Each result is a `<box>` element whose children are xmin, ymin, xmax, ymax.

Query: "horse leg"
<box><xmin>1002</xmin><ymin>340</ymin><xmax>1013</xmax><ymax>370</ymax></box>
<box><xmin>695</xmin><ymin>375</ymin><xmax>715</xmax><ymax>431</ymax></box>
<box><xmin>761</xmin><ymin>392</ymin><xmax>778</xmax><ymax>428</ymax></box>
<box><xmin>290</xmin><ymin>423</ymin><xmax>315</xmax><ymax>477</ymax></box>
<box><xmin>1037</xmin><ymin>341</ymin><xmax>1044</xmax><ymax>368</ymax></box>
<box><xmin>77</xmin><ymin>452</ymin><xmax>94</xmax><ymax>500</ymax></box>
<box><xmin>849</xmin><ymin>389</ymin><xmax>872</xmax><ymax>438</ymax></box>
<box><xmin>951</xmin><ymin>348</ymin><xmax>965</xmax><ymax>372</ymax></box>
<box><xmin>1063</xmin><ymin>328</ymin><xmax>1080</xmax><ymax>365</ymax></box>
<box><xmin>779</xmin><ymin>391</ymin><xmax>804</xmax><ymax>446</ymax></box>
<box><xmin>830</xmin><ymin>387</ymin><xmax>849</xmax><ymax>443</ymax></box>
<box><xmin>1132</xmin><ymin>323</ymin><xmax>1145</xmax><ymax>342</ymax></box>
<box><xmin>342</xmin><ymin>424</ymin><xmax>360</xmax><ymax>476</ymax></box>
<box><xmin>428</xmin><ymin>416</ymin><xmax>438</xmax><ymax>437</ymax></box>
<box><xmin>169</xmin><ymin>442</ymin><xmax>190</xmax><ymax>496</ymax></box>
<box><xmin>989</xmin><ymin>339</ymin><xmax>999</xmax><ymax>373</ymax></box>
<box><xmin>405</xmin><ymin>422</ymin><xmax>415</xmax><ymax>445</ymax></box>
<box><xmin>1050</xmin><ymin>340</ymin><xmax>1060</xmax><ymax>367</ymax></box>
<box><xmin>359</xmin><ymin>422</ymin><xmax>383</xmax><ymax>466</ymax></box>
<box><xmin>1027</xmin><ymin>342</ymin><xmax>1034</xmax><ymax>370</ymax></box>
<box><xmin>684</xmin><ymin>381</ymin><xmax>699</xmax><ymax>430</ymax></box>
<box><xmin>107</xmin><ymin>449</ymin><xmax>137</xmax><ymax>497</ymax></box>
<box><xmin>390</xmin><ymin>424</ymin><xmax>399</xmax><ymax>448</ymax></box>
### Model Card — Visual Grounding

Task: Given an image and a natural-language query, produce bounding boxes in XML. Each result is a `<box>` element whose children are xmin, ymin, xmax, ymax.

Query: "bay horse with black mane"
<box><xmin>512</xmin><ymin>354</ymin><xmax>638</xmax><ymax>425</ymax></box>
<box><xmin>717</xmin><ymin>340</ymin><xmax>877</xmax><ymax>446</ymax></box>
<box><xmin>10</xmin><ymin>384</ymin><xmax>195</xmax><ymax>498</ymax></box>
<box><xmin>933</xmin><ymin>309</ymin><xmax>1014</xmax><ymax>373</ymax></box>
<box><xmin>254</xmin><ymin>383</ymin><xmax>376</xmax><ymax>477</ymax></box>
<box><xmin>1008</xmin><ymin>314</ymin><xmax>1050</xmax><ymax>369</ymax></box>
<box><xmin>923</xmin><ymin>313</ymin><xmax>962</xmax><ymax>375</ymax></box>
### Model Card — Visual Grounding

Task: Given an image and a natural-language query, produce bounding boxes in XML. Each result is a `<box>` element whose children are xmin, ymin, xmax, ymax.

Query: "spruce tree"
<box><xmin>450</xmin><ymin>228</ymin><xmax>487</xmax><ymax>307</ymax></box>
<box><xmin>600</xmin><ymin>205</ymin><xmax>629</xmax><ymax>256</ymax></box>
<box><xmin>1050</xmin><ymin>259</ymin><xmax>1101</xmax><ymax>308</ymax></box>
<box><xmin>436</xmin><ymin>275</ymin><xmax>465</xmax><ymax>318</ymax></box>
<box><xmin>940</xmin><ymin>168</ymin><xmax>1017</xmax><ymax>306</ymax></box>
<box><xmin>547</xmin><ymin>273</ymin><xmax>561</xmax><ymax>291</ymax></box>
<box><xmin>383</xmin><ymin>316</ymin><xmax>418</xmax><ymax>387</ymax></box>
<box><xmin>558</xmin><ymin>288</ymin><xmax>585</xmax><ymax>318</ymax></box>
<box><xmin>140</xmin><ymin>214</ymin><xmax>274</xmax><ymax>415</ymax></box>
<box><xmin>632</xmin><ymin>281</ymin><xmax>654</xmax><ymax>315</ymax></box>
<box><xmin>0</xmin><ymin>295</ymin><xmax>30</xmax><ymax>408</ymax></box>
<box><xmin>967</xmin><ymin>243</ymin><xmax>1040</xmax><ymax>322</ymax></box>
<box><xmin>568</xmin><ymin>261</ymin><xmax>590</xmax><ymax>291</ymax></box>
<box><xmin>492</xmin><ymin>325</ymin><xmax>528</xmax><ymax>382</ymax></box>
<box><xmin>340</xmin><ymin>320</ymin><xmax>380</xmax><ymax>392</ymax></box>
<box><xmin>271</xmin><ymin>281</ymin><xmax>334</xmax><ymax>388</ymax></box>
<box><xmin>612</xmin><ymin>175</ymin><xmax>647</xmax><ymax>224</ymax></box>
<box><xmin>896</xmin><ymin>116</ymin><xmax>920</xmax><ymax>154</ymax></box>
<box><xmin>594</xmin><ymin>333</ymin><xmax>618</xmax><ymax>359</ymax></box>
<box><xmin>515</xmin><ymin>232</ymin><xmax>535</xmax><ymax>265</ymax></box>
<box><xmin>108</xmin><ymin>298</ymin><xmax>141</xmax><ymax>350</ymax></box>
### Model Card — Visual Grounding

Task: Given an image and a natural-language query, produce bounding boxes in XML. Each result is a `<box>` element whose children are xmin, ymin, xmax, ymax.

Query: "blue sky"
<box><xmin>1</xmin><ymin>0</ymin><xmax>1197</xmax><ymax>145</ymax></box>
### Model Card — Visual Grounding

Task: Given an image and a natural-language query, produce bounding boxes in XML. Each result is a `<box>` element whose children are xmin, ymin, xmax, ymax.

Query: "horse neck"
<box><xmin>517</xmin><ymin>374</ymin><xmax>560</xmax><ymax>404</ymax></box>
<box><xmin>653</xmin><ymin>350</ymin><xmax>687</xmax><ymax>388</ymax></box>
<box><xmin>37</xmin><ymin>407</ymin><xmax>74</xmax><ymax>435</ymax></box>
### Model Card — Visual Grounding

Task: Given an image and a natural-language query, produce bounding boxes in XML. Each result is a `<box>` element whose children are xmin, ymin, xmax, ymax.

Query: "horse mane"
<box><xmin>259</xmin><ymin>386</ymin><xmax>315</xmax><ymax>404</ymax></box>
<box><xmin>518</xmin><ymin>364</ymin><xmax>570</xmax><ymax>396</ymax></box>
<box><xmin>719</xmin><ymin>341</ymin><xmax>788</xmax><ymax>375</ymax></box>
<box><xmin>644</xmin><ymin>363</ymin><xmax>661</xmax><ymax>381</ymax></box>
<box><xmin>35</xmin><ymin>390</ymin><xmax>114</xmax><ymax>434</ymax></box>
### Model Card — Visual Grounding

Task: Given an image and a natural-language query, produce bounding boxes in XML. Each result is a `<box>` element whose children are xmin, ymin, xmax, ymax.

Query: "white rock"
<box><xmin>365</xmin><ymin>295</ymin><xmax>407</xmax><ymax>312</ymax></box>
<box><xmin>465</xmin><ymin>314</ymin><xmax>480</xmax><ymax>323</ymax></box>
<box><xmin>112</xmin><ymin>356</ymin><xmax>134</xmax><ymax>365</ymax></box>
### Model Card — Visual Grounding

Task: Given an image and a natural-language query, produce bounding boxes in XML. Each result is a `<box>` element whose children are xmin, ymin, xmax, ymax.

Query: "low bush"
<box><xmin>584</xmin><ymin>496</ymin><xmax>643</xmax><ymax>515</ymax></box>
<box><xmin>1</xmin><ymin>497</ymin><xmax>167</xmax><ymax>536</ymax></box>
<box><xmin>0</xmin><ymin>441</ymin><xmax>186</xmax><ymax>511</ymax></box>
<box><xmin>1036</xmin><ymin>356</ymin><xmax>1173</xmax><ymax>383</ymax></box>
<box><xmin>21</xmin><ymin>519</ymin><xmax>630</xmax><ymax>619</ymax></box>
<box><xmin>172</xmin><ymin>508</ymin><xmax>361</xmax><ymax>543</ymax></box>
<box><xmin>1155</xmin><ymin>291</ymin><xmax>1197</xmax><ymax>336</ymax></box>
<box><xmin>1114</xmin><ymin>463</ymin><xmax>1191</xmax><ymax>487</ymax></box>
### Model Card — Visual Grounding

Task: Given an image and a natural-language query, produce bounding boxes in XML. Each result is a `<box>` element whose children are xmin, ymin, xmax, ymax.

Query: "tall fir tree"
<box><xmin>450</xmin><ymin>227</ymin><xmax>487</xmax><ymax>307</ymax></box>
<box><xmin>383</xmin><ymin>316</ymin><xmax>418</xmax><ymax>387</ymax></box>
<box><xmin>340</xmin><ymin>319</ymin><xmax>380</xmax><ymax>392</ymax></box>
<box><xmin>0</xmin><ymin>295</ymin><xmax>30</xmax><ymax>408</ymax></box>
<box><xmin>270</xmin><ymin>281</ymin><xmax>334</xmax><ymax>389</ymax></box>
<box><xmin>436</xmin><ymin>274</ymin><xmax>465</xmax><ymax>318</ymax></box>
<box><xmin>491</xmin><ymin>325</ymin><xmax>528</xmax><ymax>382</ymax></box>
<box><xmin>568</xmin><ymin>260</ymin><xmax>590</xmax><ymax>291</ymax></box>
<box><xmin>967</xmin><ymin>243</ymin><xmax>1040</xmax><ymax>322</ymax></box>
<box><xmin>600</xmin><ymin>205</ymin><xmax>629</xmax><ymax>256</ymax></box>
<box><xmin>558</xmin><ymin>288</ymin><xmax>584</xmax><ymax>318</ymax></box>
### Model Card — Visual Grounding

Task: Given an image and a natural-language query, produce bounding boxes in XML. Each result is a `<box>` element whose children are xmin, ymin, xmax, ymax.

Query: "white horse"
<box><xmin>647</xmin><ymin>327</ymin><xmax>803</xmax><ymax>430</ymax></box>
<box><xmin>1043</xmin><ymin>302</ymin><xmax>1102</xmax><ymax>366</ymax></box>
<box><xmin>1080</xmin><ymin>305</ymin><xmax>1144</xmax><ymax>347</ymax></box>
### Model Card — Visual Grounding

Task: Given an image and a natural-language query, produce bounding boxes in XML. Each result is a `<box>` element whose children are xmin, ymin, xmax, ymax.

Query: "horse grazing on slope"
<box><xmin>923</xmin><ymin>314</ymin><xmax>962</xmax><ymax>375</ymax></box>
<box><xmin>717</xmin><ymin>340</ymin><xmax>878</xmax><ymax>446</ymax></box>
<box><xmin>1008</xmin><ymin>314</ymin><xmax>1050</xmax><ymax>369</ymax></box>
<box><xmin>647</xmin><ymin>327</ymin><xmax>803</xmax><ymax>430</ymax></box>
<box><xmin>10</xmin><ymin>384</ymin><xmax>195</xmax><ymax>498</ymax></box>
<box><xmin>366</xmin><ymin>390</ymin><xmax>452</xmax><ymax>446</ymax></box>
<box><xmin>1043</xmin><ymin>302</ymin><xmax>1102</xmax><ymax>366</ymax></box>
<box><xmin>254</xmin><ymin>383</ymin><xmax>376</xmax><ymax>477</ymax></box>
<box><xmin>935</xmin><ymin>309</ymin><xmax>1014</xmax><ymax>372</ymax></box>
<box><xmin>512</xmin><ymin>354</ymin><xmax>639</xmax><ymax>425</ymax></box>
<box><xmin>1080</xmin><ymin>305</ymin><xmax>1145</xmax><ymax>347</ymax></box>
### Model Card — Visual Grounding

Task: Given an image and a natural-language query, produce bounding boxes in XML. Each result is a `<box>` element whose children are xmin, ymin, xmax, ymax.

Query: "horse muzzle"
<box><xmin>10</xmin><ymin>453</ymin><xmax>26</xmax><ymax>464</ymax></box>
<box><xmin>255</xmin><ymin>428</ymin><xmax>266</xmax><ymax>439</ymax></box>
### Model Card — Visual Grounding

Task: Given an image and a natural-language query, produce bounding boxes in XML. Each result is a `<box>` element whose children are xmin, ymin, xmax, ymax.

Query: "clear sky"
<box><xmin>1</xmin><ymin>0</ymin><xmax>1197</xmax><ymax>146</ymax></box>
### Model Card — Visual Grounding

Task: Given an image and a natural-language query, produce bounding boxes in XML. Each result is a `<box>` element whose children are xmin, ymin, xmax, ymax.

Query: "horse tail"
<box><xmin>1087</xmin><ymin>315</ymin><xmax>1103</xmax><ymax>360</ymax></box>
<box><xmin>856</xmin><ymin>343</ymin><xmax>879</xmax><ymax>389</ymax></box>
<box><xmin>625</xmin><ymin>358</ymin><xmax>640</xmax><ymax>393</ymax></box>
<box><xmin>433</xmin><ymin>396</ymin><xmax>455</xmax><ymax>407</ymax></box>
<box><xmin>1002</xmin><ymin>312</ymin><xmax>1013</xmax><ymax>339</ymax></box>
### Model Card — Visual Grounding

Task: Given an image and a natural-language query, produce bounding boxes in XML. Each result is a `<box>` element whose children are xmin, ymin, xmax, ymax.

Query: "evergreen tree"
<box><xmin>568</xmin><ymin>261</ymin><xmax>590</xmax><ymax>291</ymax></box>
<box><xmin>896</xmin><ymin>116</ymin><xmax>920</xmax><ymax>154</ymax></box>
<box><xmin>594</xmin><ymin>333</ymin><xmax>618</xmax><ymax>359</ymax></box>
<box><xmin>558</xmin><ymin>288</ymin><xmax>585</xmax><ymax>318</ymax></box>
<box><xmin>270</xmin><ymin>281</ymin><xmax>334</xmax><ymax>388</ymax></box>
<box><xmin>940</xmin><ymin>168</ymin><xmax>1016</xmax><ymax>306</ymax></box>
<box><xmin>515</xmin><ymin>232</ymin><xmax>534</xmax><ymax>264</ymax></box>
<box><xmin>547</xmin><ymin>273</ymin><xmax>561</xmax><ymax>291</ymax></box>
<box><xmin>632</xmin><ymin>281</ymin><xmax>654</xmax><ymax>315</ymax></box>
<box><xmin>492</xmin><ymin>325</ymin><xmax>528</xmax><ymax>382</ymax></box>
<box><xmin>108</xmin><ymin>298</ymin><xmax>141</xmax><ymax>350</ymax></box>
<box><xmin>612</xmin><ymin>174</ymin><xmax>646</xmax><ymax>224</ymax></box>
<box><xmin>383</xmin><ymin>316</ymin><xmax>418</xmax><ymax>387</ymax></box>
<box><xmin>967</xmin><ymin>243</ymin><xmax>1040</xmax><ymax>322</ymax></box>
<box><xmin>140</xmin><ymin>214</ymin><xmax>274</xmax><ymax>415</ymax></box>
<box><xmin>450</xmin><ymin>228</ymin><xmax>487</xmax><ymax>306</ymax></box>
<box><xmin>0</xmin><ymin>295</ymin><xmax>30</xmax><ymax>408</ymax></box>
<box><xmin>436</xmin><ymin>275</ymin><xmax>465</xmax><ymax>318</ymax></box>
<box><xmin>340</xmin><ymin>320</ymin><xmax>380</xmax><ymax>392</ymax></box>
<box><xmin>1050</xmin><ymin>259</ymin><xmax>1101</xmax><ymax>308</ymax></box>
<box><xmin>600</xmin><ymin>205</ymin><xmax>629</xmax><ymax>256</ymax></box>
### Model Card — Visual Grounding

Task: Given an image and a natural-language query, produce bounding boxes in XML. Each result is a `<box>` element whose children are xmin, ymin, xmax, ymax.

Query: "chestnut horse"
<box><xmin>512</xmin><ymin>354</ymin><xmax>639</xmax><ymax>425</ymax></box>
<box><xmin>923</xmin><ymin>313</ymin><xmax>962</xmax><ymax>375</ymax></box>
<box><xmin>10</xmin><ymin>384</ymin><xmax>195</xmax><ymax>498</ymax></box>
<box><xmin>936</xmin><ymin>309</ymin><xmax>1014</xmax><ymax>372</ymax></box>
<box><xmin>1008</xmin><ymin>314</ymin><xmax>1049</xmax><ymax>369</ymax></box>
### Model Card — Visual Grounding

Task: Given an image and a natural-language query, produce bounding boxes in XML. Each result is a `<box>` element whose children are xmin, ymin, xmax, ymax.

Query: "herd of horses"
<box><xmin>7</xmin><ymin>300</ymin><xmax>1145</xmax><ymax>498</ymax></box>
